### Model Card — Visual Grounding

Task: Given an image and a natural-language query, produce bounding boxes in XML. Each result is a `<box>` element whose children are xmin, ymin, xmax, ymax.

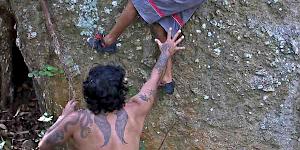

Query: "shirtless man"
<box><xmin>38</xmin><ymin>28</ymin><xmax>185</xmax><ymax>150</ymax></box>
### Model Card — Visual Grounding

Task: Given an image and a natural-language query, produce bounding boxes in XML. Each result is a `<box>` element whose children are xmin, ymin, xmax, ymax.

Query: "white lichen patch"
<box><xmin>243</xmin><ymin>53</ymin><xmax>252</xmax><ymax>59</ymax></box>
<box><xmin>112</xmin><ymin>1</ymin><xmax>118</xmax><ymax>7</ymax></box>
<box><xmin>258</xmin><ymin>80</ymin><xmax>298</xmax><ymax>150</ymax></box>
<box><xmin>104</xmin><ymin>7</ymin><xmax>112</xmax><ymax>14</ymax></box>
<box><xmin>116</xmin><ymin>43</ymin><xmax>122</xmax><ymax>47</ymax></box>
<box><xmin>203</xmin><ymin>95</ymin><xmax>209</xmax><ymax>100</ymax></box>
<box><xmin>26</xmin><ymin>25</ymin><xmax>37</xmax><ymax>39</ymax></box>
<box><xmin>213</xmin><ymin>47</ymin><xmax>222</xmax><ymax>56</ymax></box>
<box><xmin>136</xmin><ymin>46</ymin><xmax>142</xmax><ymax>50</ymax></box>
<box><xmin>207</xmin><ymin>31</ymin><xmax>213</xmax><ymax>37</ymax></box>
<box><xmin>16</xmin><ymin>38</ymin><xmax>20</xmax><ymax>48</ymax></box>
<box><xmin>73</xmin><ymin>0</ymin><xmax>100</xmax><ymax>36</ymax></box>
<box><xmin>250</xmin><ymin>69</ymin><xmax>279</xmax><ymax>92</ymax></box>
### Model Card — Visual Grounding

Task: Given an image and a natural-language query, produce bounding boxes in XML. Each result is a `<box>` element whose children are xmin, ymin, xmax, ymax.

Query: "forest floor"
<box><xmin>0</xmin><ymin>82</ymin><xmax>45</xmax><ymax>150</ymax></box>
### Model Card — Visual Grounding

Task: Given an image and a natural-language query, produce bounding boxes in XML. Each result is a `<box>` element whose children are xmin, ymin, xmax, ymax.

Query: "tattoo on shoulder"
<box><xmin>46</xmin><ymin>130</ymin><xmax>64</xmax><ymax>145</ymax></box>
<box><xmin>44</xmin><ymin>109</ymin><xmax>93</xmax><ymax>147</ymax></box>
<box><xmin>115</xmin><ymin>108</ymin><xmax>128</xmax><ymax>144</ymax></box>
<box><xmin>79</xmin><ymin>110</ymin><xmax>93</xmax><ymax>139</ymax></box>
<box><xmin>94</xmin><ymin>113</ymin><xmax>111</xmax><ymax>147</ymax></box>
<box><xmin>93</xmin><ymin>109</ymin><xmax>129</xmax><ymax>146</ymax></box>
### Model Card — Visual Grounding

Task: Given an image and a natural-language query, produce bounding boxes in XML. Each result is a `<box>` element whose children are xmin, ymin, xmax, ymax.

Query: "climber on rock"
<box><xmin>39</xmin><ymin>28</ymin><xmax>185</xmax><ymax>150</ymax></box>
<box><xmin>87</xmin><ymin>0</ymin><xmax>206</xmax><ymax>95</ymax></box>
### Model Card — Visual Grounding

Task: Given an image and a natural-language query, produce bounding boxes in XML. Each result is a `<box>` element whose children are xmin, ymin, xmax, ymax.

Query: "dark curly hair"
<box><xmin>83</xmin><ymin>65</ymin><xmax>127</xmax><ymax>114</ymax></box>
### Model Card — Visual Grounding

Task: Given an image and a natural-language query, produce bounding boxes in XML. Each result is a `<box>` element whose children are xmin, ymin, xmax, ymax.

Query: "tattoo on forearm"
<box><xmin>154</xmin><ymin>43</ymin><xmax>172</xmax><ymax>73</ymax></box>
<box><xmin>94</xmin><ymin>114</ymin><xmax>111</xmax><ymax>147</ymax></box>
<box><xmin>79</xmin><ymin>110</ymin><xmax>93</xmax><ymax>138</ymax></box>
<box><xmin>160</xmin><ymin>44</ymin><xmax>172</xmax><ymax>53</ymax></box>
<box><xmin>46</xmin><ymin>130</ymin><xmax>64</xmax><ymax>145</ymax></box>
<box><xmin>115</xmin><ymin>108</ymin><xmax>128</xmax><ymax>144</ymax></box>
<box><xmin>154</xmin><ymin>53</ymin><xmax>168</xmax><ymax>73</ymax></box>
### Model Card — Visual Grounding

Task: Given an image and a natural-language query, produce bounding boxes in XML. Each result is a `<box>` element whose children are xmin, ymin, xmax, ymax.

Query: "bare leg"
<box><xmin>152</xmin><ymin>24</ymin><xmax>173</xmax><ymax>84</ymax></box>
<box><xmin>103</xmin><ymin>0</ymin><xmax>137</xmax><ymax>46</ymax></box>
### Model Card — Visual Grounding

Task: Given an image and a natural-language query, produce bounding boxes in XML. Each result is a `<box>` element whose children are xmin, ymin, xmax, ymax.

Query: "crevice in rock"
<box><xmin>0</xmin><ymin>9</ymin><xmax>36</xmax><ymax>112</ymax></box>
<box><xmin>11</xmin><ymin>31</ymin><xmax>36</xmax><ymax>112</ymax></box>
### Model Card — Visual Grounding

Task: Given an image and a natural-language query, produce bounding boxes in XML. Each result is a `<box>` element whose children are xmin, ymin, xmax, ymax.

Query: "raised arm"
<box><xmin>38</xmin><ymin>100</ymin><xmax>79</xmax><ymax>150</ymax></box>
<box><xmin>129</xmin><ymin>28</ymin><xmax>185</xmax><ymax>117</ymax></box>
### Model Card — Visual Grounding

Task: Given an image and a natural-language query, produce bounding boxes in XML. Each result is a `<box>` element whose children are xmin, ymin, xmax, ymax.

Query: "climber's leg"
<box><xmin>103</xmin><ymin>0</ymin><xmax>138</xmax><ymax>46</ymax></box>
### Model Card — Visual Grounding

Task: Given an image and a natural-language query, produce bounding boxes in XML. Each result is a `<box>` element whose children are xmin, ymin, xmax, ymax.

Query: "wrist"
<box><xmin>58</xmin><ymin>115</ymin><xmax>65</xmax><ymax>120</ymax></box>
<box><xmin>161</xmin><ymin>51</ymin><xmax>171</xmax><ymax>58</ymax></box>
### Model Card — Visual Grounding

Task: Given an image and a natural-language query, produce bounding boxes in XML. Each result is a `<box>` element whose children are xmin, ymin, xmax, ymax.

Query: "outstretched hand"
<box><xmin>61</xmin><ymin>100</ymin><xmax>78</xmax><ymax>116</ymax></box>
<box><xmin>154</xmin><ymin>28</ymin><xmax>185</xmax><ymax>57</ymax></box>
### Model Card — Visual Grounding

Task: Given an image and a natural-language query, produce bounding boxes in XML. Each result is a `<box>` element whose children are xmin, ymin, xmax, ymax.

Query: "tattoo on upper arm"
<box><xmin>138</xmin><ymin>90</ymin><xmax>154</xmax><ymax>102</ymax></box>
<box><xmin>115</xmin><ymin>108</ymin><xmax>128</xmax><ymax>144</ymax></box>
<box><xmin>94</xmin><ymin>114</ymin><xmax>111</xmax><ymax>147</ymax></box>
<box><xmin>79</xmin><ymin>110</ymin><xmax>93</xmax><ymax>138</ymax></box>
<box><xmin>139</xmin><ymin>94</ymin><xmax>149</xmax><ymax>102</ymax></box>
<box><xmin>43</xmin><ymin>110</ymin><xmax>95</xmax><ymax>148</ymax></box>
<box><xmin>46</xmin><ymin>130</ymin><xmax>64</xmax><ymax>145</ymax></box>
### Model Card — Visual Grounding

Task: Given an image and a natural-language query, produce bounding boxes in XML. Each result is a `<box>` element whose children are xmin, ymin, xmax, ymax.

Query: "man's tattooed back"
<box><xmin>48</xmin><ymin>107</ymin><xmax>143</xmax><ymax>150</ymax></box>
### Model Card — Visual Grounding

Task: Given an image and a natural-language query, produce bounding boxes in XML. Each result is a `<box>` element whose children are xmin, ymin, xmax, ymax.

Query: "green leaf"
<box><xmin>139</xmin><ymin>141</ymin><xmax>146</xmax><ymax>150</ymax></box>
<box><xmin>46</xmin><ymin>65</ymin><xmax>58</xmax><ymax>72</ymax></box>
<box><xmin>45</xmin><ymin>71</ymin><xmax>54</xmax><ymax>77</ymax></box>
<box><xmin>59</xmin><ymin>69</ymin><xmax>64</xmax><ymax>74</ymax></box>
<box><xmin>28</xmin><ymin>73</ymin><xmax>34</xmax><ymax>78</ymax></box>
<box><xmin>42</xmin><ymin>66</ymin><xmax>48</xmax><ymax>72</ymax></box>
<box><xmin>39</xmin><ymin>71</ymin><xmax>47</xmax><ymax>76</ymax></box>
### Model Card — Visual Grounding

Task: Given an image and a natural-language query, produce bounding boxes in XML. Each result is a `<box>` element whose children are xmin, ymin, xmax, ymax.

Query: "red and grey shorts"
<box><xmin>132</xmin><ymin>0</ymin><xmax>206</xmax><ymax>36</ymax></box>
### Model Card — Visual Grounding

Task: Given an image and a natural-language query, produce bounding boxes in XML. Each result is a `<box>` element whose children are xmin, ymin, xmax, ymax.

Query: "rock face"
<box><xmin>0</xmin><ymin>0</ymin><xmax>14</xmax><ymax>109</ymax></box>
<box><xmin>1</xmin><ymin>0</ymin><xmax>300</xmax><ymax>149</ymax></box>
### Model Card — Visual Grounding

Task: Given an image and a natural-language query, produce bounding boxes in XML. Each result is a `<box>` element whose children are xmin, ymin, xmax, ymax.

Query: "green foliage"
<box><xmin>28</xmin><ymin>65</ymin><xmax>64</xmax><ymax>78</ymax></box>
<box><xmin>35</xmin><ymin>112</ymin><xmax>55</xmax><ymax>143</ymax></box>
<box><xmin>139</xmin><ymin>140</ymin><xmax>146</xmax><ymax>150</ymax></box>
<box><xmin>127</xmin><ymin>86</ymin><xmax>138</xmax><ymax>97</ymax></box>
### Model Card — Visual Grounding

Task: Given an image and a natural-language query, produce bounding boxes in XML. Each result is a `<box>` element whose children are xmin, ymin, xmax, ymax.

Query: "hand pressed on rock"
<box><xmin>61</xmin><ymin>100</ymin><xmax>78</xmax><ymax>116</ymax></box>
<box><xmin>154</xmin><ymin>28</ymin><xmax>185</xmax><ymax>57</ymax></box>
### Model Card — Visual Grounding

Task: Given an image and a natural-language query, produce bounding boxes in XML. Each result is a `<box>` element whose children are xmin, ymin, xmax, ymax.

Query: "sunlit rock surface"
<box><xmin>1</xmin><ymin>0</ymin><xmax>299</xmax><ymax>149</ymax></box>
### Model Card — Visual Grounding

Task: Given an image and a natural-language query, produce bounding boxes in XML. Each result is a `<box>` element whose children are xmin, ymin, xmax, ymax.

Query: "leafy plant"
<box><xmin>28</xmin><ymin>65</ymin><xmax>64</xmax><ymax>78</ymax></box>
<box><xmin>35</xmin><ymin>112</ymin><xmax>54</xmax><ymax>143</ymax></box>
<box><xmin>139</xmin><ymin>140</ymin><xmax>146</xmax><ymax>150</ymax></box>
